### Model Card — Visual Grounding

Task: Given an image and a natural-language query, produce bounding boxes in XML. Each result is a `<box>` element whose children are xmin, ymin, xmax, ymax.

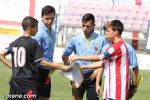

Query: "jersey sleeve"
<box><xmin>63</xmin><ymin>38</ymin><xmax>75</xmax><ymax>56</ymax></box>
<box><xmin>5</xmin><ymin>41</ymin><xmax>15</xmax><ymax>54</ymax></box>
<box><xmin>34</xmin><ymin>41</ymin><xmax>43</xmax><ymax>63</ymax></box>
<box><xmin>127</xmin><ymin>46</ymin><xmax>138</xmax><ymax>69</ymax></box>
<box><xmin>97</xmin><ymin>43</ymin><xmax>116</xmax><ymax>60</ymax></box>
<box><xmin>5</xmin><ymin>47</ymin><xmax>12</xmax><ymax>54</ymax></box>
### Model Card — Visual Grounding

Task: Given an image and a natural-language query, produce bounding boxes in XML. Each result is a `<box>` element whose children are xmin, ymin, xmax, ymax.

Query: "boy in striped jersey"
<box><xmin>69</xmin><ymin>20</ymin><xmax>129</xmax><ymax>100</ymax></box>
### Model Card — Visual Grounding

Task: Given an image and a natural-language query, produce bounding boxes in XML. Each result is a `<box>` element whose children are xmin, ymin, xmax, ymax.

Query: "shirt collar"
<box><xmin>82</xmin><ymin>31</ymin><xmax>95</xmax><ymax>41</ymax></box>
<box><xmin>40</xmin><ymin>21</ymin><xmax>49</xmax><ymax>31</ymax></box>
<box><xmin>40</xmin><ymin>21</ymin><xmax>54</xmax><ymax>36</ymax></box>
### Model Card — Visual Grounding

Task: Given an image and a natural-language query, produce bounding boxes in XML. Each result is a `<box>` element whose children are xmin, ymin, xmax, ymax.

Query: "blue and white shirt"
<box><xmin>33</xmin><ymin>21</ymin><xmax>56</xmax><ymax>70</ymax></box>
<box><xmin>63</xmin><ymin>31</ymin><xmax>107</xmax><ymax>74</ymax></box>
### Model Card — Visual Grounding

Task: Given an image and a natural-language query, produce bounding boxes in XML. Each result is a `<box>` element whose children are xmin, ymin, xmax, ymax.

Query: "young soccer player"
<box><xmin>0</xmin><ymin>16</ymin><xmax>70</xmax><ymax>100</ymax></box>
<box><xmin>95</xmin><ymin>43</ymin><xmax>139</xmax><ymax>99</ymax></box>
<box><xmin>69</xmin><ymin>20</ymin><xmax>130</xmax><ymax>100</ymax></box>
<box><xmin>97</xmin><ymin>23</ymin><xmax>139</xmax><ymax>99</ymax></box>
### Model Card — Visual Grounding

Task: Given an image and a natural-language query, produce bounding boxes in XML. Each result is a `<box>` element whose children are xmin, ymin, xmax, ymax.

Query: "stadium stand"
<box><xmin>57</xmin><ymin>0</ymin><xmax>150</xmax><ymax>50</ymax></box>
<box><xmin>60</xmin><ymin>2</ymin><xmax>150</xmax><ymax>32</ymax></box>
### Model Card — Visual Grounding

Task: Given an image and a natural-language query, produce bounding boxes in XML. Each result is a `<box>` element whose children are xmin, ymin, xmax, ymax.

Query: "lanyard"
<box><xmin>82</xmin><ymin>32</ymin><xmax>95</xmax><ymax>50</ymax></box>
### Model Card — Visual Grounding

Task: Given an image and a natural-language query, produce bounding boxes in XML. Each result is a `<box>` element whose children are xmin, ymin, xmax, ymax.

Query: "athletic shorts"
<box><xmin>9</xmin><ymin>80</ymin><xmax>38</xmax><ymax>100</ymax></box>
<box><xmin>38</xmin><ymin>69</ymin><xmax>51</xmax><ymax>97</ymax></box>
<box><xmin>72</xmin><ymin>71</ymin><xmax>100</xmax><ymax>100</ymax></box>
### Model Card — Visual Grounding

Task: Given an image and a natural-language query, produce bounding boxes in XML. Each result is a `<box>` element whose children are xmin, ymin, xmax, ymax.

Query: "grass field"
<box><xmin>0</xmin><ymin>62</ymin><xmax>149</xmax><ymax>100</ymax></box>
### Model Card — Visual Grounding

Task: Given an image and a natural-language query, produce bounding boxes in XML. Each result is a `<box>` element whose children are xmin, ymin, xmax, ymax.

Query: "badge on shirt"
<box><xmin>94</xmin><ymin>46</ymin><xmax>99</xmax><ymax>52</ymax></box>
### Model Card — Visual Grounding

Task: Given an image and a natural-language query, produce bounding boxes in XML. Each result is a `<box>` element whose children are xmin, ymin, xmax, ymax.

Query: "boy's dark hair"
<box><xmin>41</xmin><ymin>5</ymin><xmax>55</xmax><ymax>16</ymax></box>
<box><xmin>22</xmin><ymin>16</ymin><xmax>38</xmax><ymax>31</ymax></box>
<box><xmin>103</xmin><ymin>20</ymin><xmax>124</xmax><ymax>35</ymax></box>
<box><xmin>82</xmin><ymin>13</ymin><xmax>95</xmax><ymax>24</ymax></box>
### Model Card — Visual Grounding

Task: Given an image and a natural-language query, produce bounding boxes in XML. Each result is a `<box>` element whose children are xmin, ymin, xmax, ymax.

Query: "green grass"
<box><xmin>0</xmin><ymin>62</ymin><xmax>150</xmax><ymax>100</ymax></box>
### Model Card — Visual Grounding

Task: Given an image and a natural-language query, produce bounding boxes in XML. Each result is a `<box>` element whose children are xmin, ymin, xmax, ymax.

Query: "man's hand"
<box><xmin>68</xmin><ymin>55</ymin><xmax>79</xmax><ymax>63</ymax></box>
<box><xmin>71</xmin><ymin>81</ymin><xmax>77</xmax><ymax>89</ymax></box>
<box><xmin>90</xmin><ymin>69</ymin><xmax>98</xmax><ymax>80</ymax></box>
<box><xmin>0</xmin><ymin>50</ymin><xmax>12</xmax><ymax>68</ymax></box>
<box><xmin>62</xmin><ymin>65</ymin><xmax>72</xmax><ymax>72</ymax></box>
<box><xmin>96</xmin><ymin>83</ymin><xmax>102</xmax><ymax>96</ymax></box>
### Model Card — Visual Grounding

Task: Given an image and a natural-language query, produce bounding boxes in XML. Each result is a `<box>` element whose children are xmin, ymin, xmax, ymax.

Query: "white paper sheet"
<box><xmin>60</xmin><ymin>63</ymin><xmax>83</xmax><ymax>88</ymax></box>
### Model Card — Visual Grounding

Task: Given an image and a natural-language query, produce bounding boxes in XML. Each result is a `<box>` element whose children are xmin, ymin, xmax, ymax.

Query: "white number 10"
<box><xmin>13</xmin><ymin>47</ymin><xmax>26</xmax><ymax>67</ymax></box>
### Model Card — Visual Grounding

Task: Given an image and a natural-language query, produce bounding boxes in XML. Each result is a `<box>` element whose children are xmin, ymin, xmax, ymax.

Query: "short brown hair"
<box><xmin>41</xmin><ymin>5</ymin><xmax>55</xmax><ymax>16</ymax></box>
<box><xmin>22</xmin><ymin>16</ymin><xmax>38</xmax><ymax>31</ymax></box>
<box><xmin>103</xmin><ymin>20</ymin><xmax>124</xmax><ymax>35</ymax></box>
<box><xmin>82</xmin><ymin>13</ymin><xmax>95</xmax><ymax>24</ymax></box>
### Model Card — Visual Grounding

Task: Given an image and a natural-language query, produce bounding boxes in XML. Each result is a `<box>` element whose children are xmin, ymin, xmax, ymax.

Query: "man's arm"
<box><xmin>90</xmin><ymin>61</ymin><xmax>104</xmax><ymax>79</ymax></box>
<box><xmin>129</xmin><ymin>67</ymin><xmax>138</xmax><ymax>99</ymax></box>
<box><xmin>96</xmin><ymin>68</ymin><xmax>103</xmax><ymax>96</ymax></box>
<box><xmin>81</xmin><ymin>61</ymin><xmax>103</xmax><ymax>69</ymax></box>
<box><xmin>131</xmin><ymin>67</ymin><xmax>139</xmax><ymax>86</ymax></box>
<box><xmin>69</xmin><ymin>55</ymin><xmax>100</xmax><ymax>63</ymax></box>
<box><xmin>39</xmin><ymin>60</ymin><xmax>71</xmax><ymax>72</ymax></box>
<box><xmin>0</xmin><ymin>50</ymin><xmax>12</xmax><ymax>68</ymax></box>
<box><xmin>68</xmin><ymin>46</ymin><xmax>115</xmax><ymax>63</ymax></box>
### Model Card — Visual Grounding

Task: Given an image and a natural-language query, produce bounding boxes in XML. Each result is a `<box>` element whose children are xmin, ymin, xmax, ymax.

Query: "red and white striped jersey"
<box><xmin>98</xmin><ymin>40</ymin><xmax>129</xmax><ymax>100</ymax></box>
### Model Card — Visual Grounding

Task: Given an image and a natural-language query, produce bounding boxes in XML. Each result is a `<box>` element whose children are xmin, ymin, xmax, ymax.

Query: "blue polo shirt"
<box><xmin>33</xmin><ymin>21</ymin><xmax>56</xmax><ymax>70</ymax></box>
<box><xmin>63</xmin><ymin>31</ymin><xmax>107</xmax><ymax>73</ymax></box>
<box><xmin>125</xmin><ymin>43</ymin><xmax>138</xmax><ymax>69</ymax></box>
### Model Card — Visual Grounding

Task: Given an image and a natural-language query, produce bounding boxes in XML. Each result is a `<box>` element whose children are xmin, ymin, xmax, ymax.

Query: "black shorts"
<box><xmin>38</xmin><ymin>69</ymin><xmax>51</xmax><ymax>97</ymax></box>
<box><xmin>9</xmin><ymin>80</ymin><xmax>38</xmax><ymax>100</ymax></box>
<box><xmin>72</xmin><ymin>71</ymin><xmax>100</xmax><ymax>100</ymax></box>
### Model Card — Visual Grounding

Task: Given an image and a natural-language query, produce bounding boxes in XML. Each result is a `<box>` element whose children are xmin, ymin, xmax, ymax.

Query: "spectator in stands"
<box><xmin>68</xmin><ymin>20</ymin><xmax>130</xmax><ymax>100</ymax></box>
<box><xmin>33</xmin><ymin>5</ymin><xmax>57</xmax><ymax>100</ymax></box>
<box><xmin>62</xmin><ymin>13</ymin><xmax>107</xmax><ymax>100</ymax></box>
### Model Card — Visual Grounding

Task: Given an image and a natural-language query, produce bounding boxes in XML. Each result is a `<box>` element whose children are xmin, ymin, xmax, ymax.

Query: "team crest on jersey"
<box><xmin>94</xmin><ymin>46</ymin><xmax>99</xmax><ymax>51</ymax></box>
